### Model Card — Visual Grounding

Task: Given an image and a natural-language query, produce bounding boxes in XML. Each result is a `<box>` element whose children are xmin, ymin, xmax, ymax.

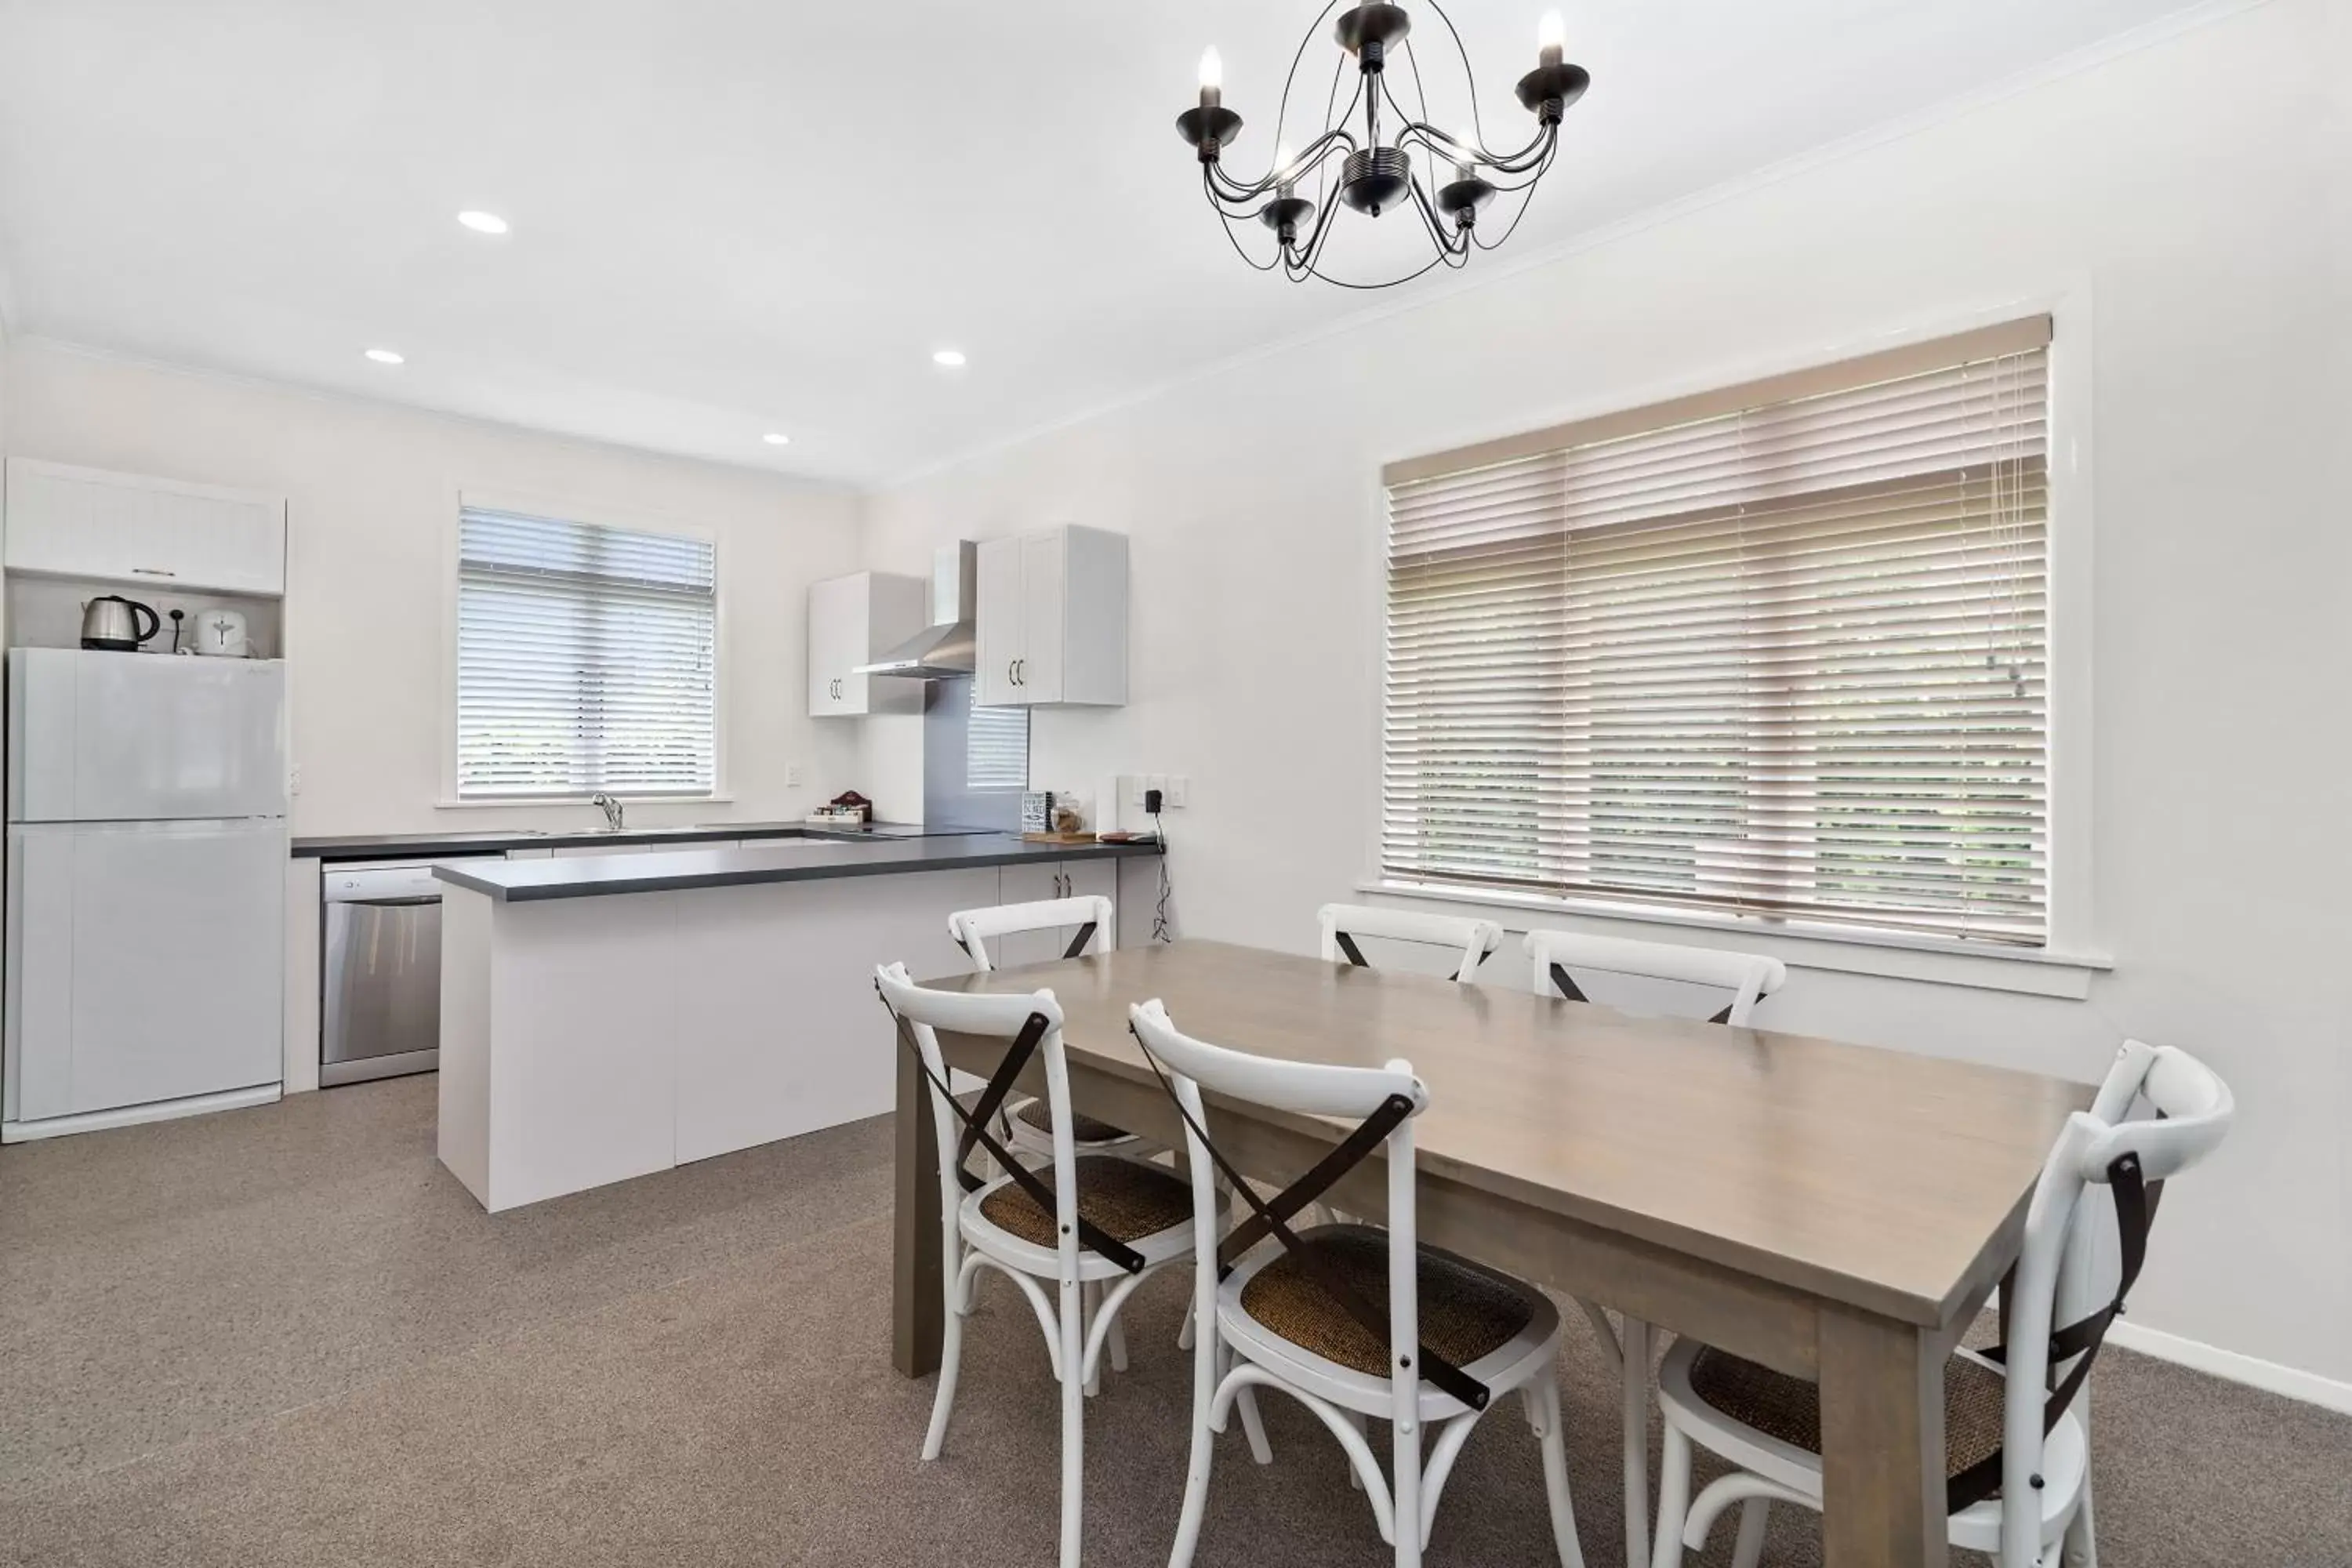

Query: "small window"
<box><xmin>1381</xmin><ymin>319</ymin><xmax>2053</xmax><ymax>946</ymax></box>
<box><xmin>455</xmin><ymin>504</ymin><xmax>717</xmax><ymax>799</ymax></box>
<box><xmin>966</xmin><ymin>679</ymin><xmax>1029</xmax><ymax>792</ymax></box>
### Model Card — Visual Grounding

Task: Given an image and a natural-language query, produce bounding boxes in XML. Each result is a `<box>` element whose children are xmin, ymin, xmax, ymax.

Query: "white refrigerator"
<box><xmin>3</xmin><ymin>648</ymin><xmax>286</xmax><ymax>1140</ymax></box>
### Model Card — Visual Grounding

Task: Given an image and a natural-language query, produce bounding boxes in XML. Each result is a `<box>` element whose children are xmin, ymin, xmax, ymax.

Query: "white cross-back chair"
<box><xmin>1526</xmin><ymin>927</ymin><xmax>1787</xmax><ymax>1568</ymax></box>
<box><xmin>876</xmin><ymin>962</ymin><xmax>1197</xmax><ymax>1568</ymax></box>
<box><xmin>1319</xmin><ymin>903</ymin><xmax>1504</xmax><ymax>984</ymax></box>
<box><xmin>1652</xmin><ymin>1038</ymin><xmax>2234</xmax><ymax>1568</ymax></box>
<box><xmin>1131</xmin><ymin>999</ymin><xmax>1587</xmax><ymax>1568</ymax></box>
<box><xmin>948</xmin><ymin>897</ymin><xmax>1142</xmax><ymax>1160</ymax></box>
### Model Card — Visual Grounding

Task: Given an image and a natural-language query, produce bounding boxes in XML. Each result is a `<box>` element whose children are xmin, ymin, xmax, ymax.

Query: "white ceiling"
<box><xmin>0</xmin><ymin>0</ymin><xmax>2206</xmax><ymax>485</ymax></box>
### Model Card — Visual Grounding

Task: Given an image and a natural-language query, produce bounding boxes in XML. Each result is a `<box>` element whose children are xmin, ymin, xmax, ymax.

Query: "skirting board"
<box><xmin>2</xmin><ymin>1082</ymin><xmax>282</xmax><ymax>1143</ymax></box>
<box><xmin>2107</xmin><ymin>1319</ymin><xmax>2352</xmax><ymax>1417</ymax></box>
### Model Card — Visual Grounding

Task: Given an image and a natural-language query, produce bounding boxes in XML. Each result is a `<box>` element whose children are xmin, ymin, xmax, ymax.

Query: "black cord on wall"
<box><xmin>1151</xmin><ymin>809</ymin><xmax>1175</xmax><ymax>943</ymax></box>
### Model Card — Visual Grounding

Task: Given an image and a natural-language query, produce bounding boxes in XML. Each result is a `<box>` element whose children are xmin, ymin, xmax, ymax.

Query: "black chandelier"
<box><xmin>1176</xmin><ymin>3</ymin><xmax>1588</xmax><ymax>289</ymax></box>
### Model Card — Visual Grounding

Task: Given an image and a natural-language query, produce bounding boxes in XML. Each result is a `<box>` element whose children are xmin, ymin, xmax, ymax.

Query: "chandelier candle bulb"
<box><xmin>1198</xmin><ymin>46</ymin><xmax>1222</xmax><ymax>108</ymax></box>
<box><xmin>1539</xmin><ymin>10</ymin><xmax>1566</xmax><ymax>67</ymax></box>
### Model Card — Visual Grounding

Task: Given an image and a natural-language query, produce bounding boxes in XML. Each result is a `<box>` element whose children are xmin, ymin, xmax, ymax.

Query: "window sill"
<box><xmin>434</xmin><ymin>793</ymin><xmax>734</xmax><ymax>810</ymax></box>
<box><xmin>1355</xmin><ymin>878</ymin><xmax>2111</xmax><ymax>1000</ymax></box>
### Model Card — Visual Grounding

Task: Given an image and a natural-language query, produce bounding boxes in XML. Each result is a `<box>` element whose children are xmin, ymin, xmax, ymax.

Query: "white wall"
<box><xmin>1</xmin><ymin>341</ymin><xmax>866</xmax><ymax>837</ymax></box>
<box><xmin>863</xmin><ymin>0</ymin><xmax>2352</xmax><ymax>1387</ymax></box>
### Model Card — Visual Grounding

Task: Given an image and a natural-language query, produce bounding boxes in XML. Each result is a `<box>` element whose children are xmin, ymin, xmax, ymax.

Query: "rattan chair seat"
<box><xmin>977</xmin><ymin>1155</ymin><xmax>1192</xmax><ymax>1249</ymax></box>
<box><xmin>1237</xmin><ymin>1229</ymin><xmax>1534</xmax><ymax>1380</ymax></box>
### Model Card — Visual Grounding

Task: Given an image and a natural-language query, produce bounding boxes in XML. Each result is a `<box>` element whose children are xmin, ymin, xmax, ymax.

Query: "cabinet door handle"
<box><xmin>131</xmin><ymin>566</ymin><xmax>178</xmax><ymax>578</ymax></box>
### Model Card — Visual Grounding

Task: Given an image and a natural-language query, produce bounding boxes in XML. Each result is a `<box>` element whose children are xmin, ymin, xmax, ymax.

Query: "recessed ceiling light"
<box><xmin>364</xmin><ymin>348</ymin><xmax>405</xmax><ymax>365</ymax></box>
<box><xmin>456</xmin><ymin>210</ymin><xmax>510</xmax><ymax>235</ymax></box>
<box><xmin>932</xmin><ymin>348</ymin><xmax>967</xmax><ymax>368</ymax></box>
<box><xmin>763</xmin><ymin>432</ymin><xmax>791</xmax><ymax>446</ymax></box>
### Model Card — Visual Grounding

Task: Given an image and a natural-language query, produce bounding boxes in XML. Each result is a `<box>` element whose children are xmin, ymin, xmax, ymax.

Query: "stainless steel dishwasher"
<box><xmin>321</xmin><ymin>859</ymin><xmax>446</xmax><ymax>1087</ymax></box>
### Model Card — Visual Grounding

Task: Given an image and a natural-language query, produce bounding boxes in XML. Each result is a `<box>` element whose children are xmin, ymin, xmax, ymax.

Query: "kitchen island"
<box><xmin>433</xmin><ymin>833</ymin><xmax>1155</xmax><ymax>1212</ymax></box>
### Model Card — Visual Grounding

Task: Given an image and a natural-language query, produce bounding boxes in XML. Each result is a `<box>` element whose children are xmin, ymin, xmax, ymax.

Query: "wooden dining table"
<box><xmin>891</xmin><ymin>938</ymin><xmax>2092</xmax><ymax>1568</ymax></box>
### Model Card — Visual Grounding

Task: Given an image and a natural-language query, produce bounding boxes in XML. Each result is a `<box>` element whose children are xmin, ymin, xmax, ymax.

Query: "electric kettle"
<box><xmin>79</xmin><ymin>594</ymin><xmax>161</xmax><ymax>652</ymax></box>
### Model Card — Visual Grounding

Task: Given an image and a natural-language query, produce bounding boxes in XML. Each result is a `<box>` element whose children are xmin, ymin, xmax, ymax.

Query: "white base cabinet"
<box><xmin>975</xmin><ymin>526</ymin><xmax>1127</xmax><ymax>708</ymax></box>
<box><xmin>437</xmin><ymin>858</ymin><xmax>1122</xmax><ymax>1211</ymax></box>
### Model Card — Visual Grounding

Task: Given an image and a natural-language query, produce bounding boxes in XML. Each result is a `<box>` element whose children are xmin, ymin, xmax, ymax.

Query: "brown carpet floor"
<box><xmin>2</xmin><ymin>1076</ymin><xmax>2347</xmax><ymax>1566</ymax></box>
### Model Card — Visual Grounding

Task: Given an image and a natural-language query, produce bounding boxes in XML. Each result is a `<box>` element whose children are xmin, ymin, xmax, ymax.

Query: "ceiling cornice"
<box><xmin>5</xmin><ymin>334</ymin><xmax>862</xmax><ymax>497</ymax></box>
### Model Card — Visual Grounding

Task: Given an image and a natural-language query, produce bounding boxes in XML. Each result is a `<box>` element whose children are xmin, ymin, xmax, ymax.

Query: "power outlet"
<box><xmin>786</xmin><ymin>762</ymin><xmax>805</xmax><ymax>788</ymax></box>
<box><xmin>1165</xmin><ymin>775</ymin><xmax>1191</xmax><ymax>808</ymax></box>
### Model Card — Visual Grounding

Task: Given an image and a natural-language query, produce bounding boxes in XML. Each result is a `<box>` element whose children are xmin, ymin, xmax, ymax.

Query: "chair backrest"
<box><xmin>1994</xmin><ymin>1038</ymin><xmax>2233</xmax><ymax>1560</ymax></box>
<box><xmin>947</xmin><ymin>895</ymin><xmax>1116</xmax><ymax>972</ymax></box>
<box><xmin>876</xmin><ymin>961</ymin><xmax>1087</xmax><ymax>1270</ymax></box>
<box><xmin>1131</xmin><ymin>998</ymin><xmax>1439</xmax><ymax>1428</ymax></box>
<box><xmin>1318</xmin><ymin>902</ymin><xmax>1503</xmax><ymax>984</ymax></box>
<box><xmin>1525</xmin><ymin>928</ymin><xmax>1787</xmax><ymax>1026</ymax></box>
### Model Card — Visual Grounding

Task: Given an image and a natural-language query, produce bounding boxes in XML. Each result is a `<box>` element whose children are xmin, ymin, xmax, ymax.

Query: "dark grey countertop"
<box><xmin>429</xmin><ymin>833</ymin><xmax>1159</xmax><ymax>902</ymax></box>
<box><xmin>291</xmin><ymin>820</ymin><xmax>985</xmax><ymax>862</ymax></box>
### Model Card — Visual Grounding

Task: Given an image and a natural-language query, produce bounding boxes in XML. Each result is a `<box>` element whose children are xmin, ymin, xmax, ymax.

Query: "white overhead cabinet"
<box><xmin>975</xmin><ymin>525</ymin><xmax>1127</xmax><ymax>708</ymax></box>
<box><xmin>2</xmin><ymin>459</ymin><xmax>286</xmax><ymax>596</ymax></box>
<box><xmin>807</xmin><ymin>570</ymin><xmax>925</xmax><ymax>717</ymax></box>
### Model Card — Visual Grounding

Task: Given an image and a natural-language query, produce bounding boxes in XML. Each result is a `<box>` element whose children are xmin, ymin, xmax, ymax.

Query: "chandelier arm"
<box><xmin>1389</xmin><ymin>114</ymin><xmax>1553</xmax><ymax>178</ymax></box>
<box><xmin>1271</xmin><ymin>0</ymin><xmax>1349</xmax><ymax>170</ymax></box>
<box><xmin>1396</xmin><ymin>36</ymin><xmax>1434</xmax><ymax>133</ymax></box>
<box><xmin>1421</xmin><ymin>0</ymin><xmax>1494</xmax><ymax>154</ymax></box>
<box><xmin>1479</xmin><ymin>121</ymin><xmax>1559</xmax><ymax>176</ymax></box>
<box><xmin>1302</xmin><ymin>249</ymin><xmax>1452</xmax><ymax>292</ymax></box>
<box><xmin>1406</xmin><ymin>172</ymin><xmax>1472</xmax><ymax>262</ymax></box>
<box><xmin>1472</xmin><ymin>141</ymin><xmax>1557</xmax><ymax>252</ymax></box>
<box><xmin>1210</xmin><ymin>125</ymin><xmax>1359</xmax><ymax>202</ymax></box>
<box><xmin>1276</xmin><ymin>185</ymin><xmax>1345</xmax><ymax>282</ymax></box>
<box><xmin>1294</xmin><ymin>182</ymin><xmax>1346</xmax><ymax>275</ymax></box>
<box><xmin>1202</xmin><ymin>175</ymin><xmax>1283</xmax><ymax>272</ymax></box>
<box><xmin>1316</xmin><ymin>63</ymin><xmax>1363</xmax><ymax>210</ymax></box>
<box><xmin>1392</xmin><ymin>120</ymin><xmax>1468</xmax><ymax>173</ymax></box>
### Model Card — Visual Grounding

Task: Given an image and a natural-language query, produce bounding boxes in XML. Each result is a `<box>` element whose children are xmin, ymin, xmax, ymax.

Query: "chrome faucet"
<box><xmin>590</xmin><ymin>791</ymin><xmax>626</xmax><ymax>832</ymax></box>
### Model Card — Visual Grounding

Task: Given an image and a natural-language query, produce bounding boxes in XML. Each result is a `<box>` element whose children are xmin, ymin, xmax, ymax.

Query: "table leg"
<box><xmin>1817</xmin><ymin>1305</ymin><xmax>1947</xmax><ymax>1568</ymax></box>
<box><xmin>1623</xmin><ymin>1316</ymin><xmax>1651</xmax><ymax>1568</ymax></box>
<box><xmin>891</xmin><ymin>1043</ymin><xmax>943</xmax><ymax>1378</ymax></box>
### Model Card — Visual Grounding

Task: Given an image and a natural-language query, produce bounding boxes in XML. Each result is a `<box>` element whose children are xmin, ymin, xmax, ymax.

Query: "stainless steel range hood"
<box><xmin>855</xmin><ymin>540</ymin><xmax>977</xmax><ymax>680</ymax></box>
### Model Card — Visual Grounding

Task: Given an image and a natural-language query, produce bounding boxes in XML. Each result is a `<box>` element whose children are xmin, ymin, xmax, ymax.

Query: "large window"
<box><xmin>1381</xmin><ymin>319</ymin><xmax>2052</xmax><ymax>946</ymax></box>
<box><xmin>456</xmin><ymin>504</ymin><xmax>717</xmax><ymax>799</ymax></box>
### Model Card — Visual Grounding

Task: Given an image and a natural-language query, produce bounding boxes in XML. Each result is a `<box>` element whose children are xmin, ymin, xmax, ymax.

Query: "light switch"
<box><xmin>1166</xmin><ymin>775</ymin><xmax>1190</xmax><ymax>808</ymax></box>
<box><xmin>786</xmin><ymin>762</ymin><xmax>804</xmax><ymax>787</ymax></box>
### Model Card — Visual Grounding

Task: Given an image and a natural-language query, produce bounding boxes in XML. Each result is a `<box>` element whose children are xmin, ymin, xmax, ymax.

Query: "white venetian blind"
<box><xmin>967</xmin><ymin>678</ymin><xmax>1029</xmax><ymax>792</ymax></box>
<box><xmin>456</xmin><ymin>505</ymin><xmax>717</xmax><ymax>798</ymax></box>
<box><xmin>1381</xmin><ymin>319</ymin><xmax>2053</xmax><ymax>945</ymax></box>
